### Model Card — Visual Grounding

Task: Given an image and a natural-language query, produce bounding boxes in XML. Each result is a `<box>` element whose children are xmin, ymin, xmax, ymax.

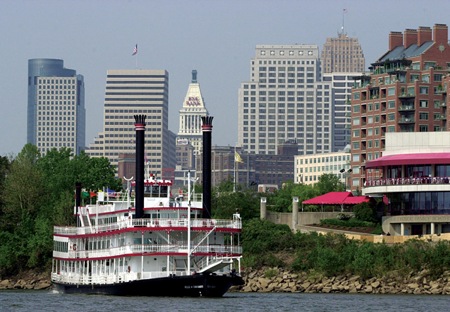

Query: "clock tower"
<box><xmin>177</xmin><ymin>70</ymin><xmax>209</xmax><ymax>165</ymax></box>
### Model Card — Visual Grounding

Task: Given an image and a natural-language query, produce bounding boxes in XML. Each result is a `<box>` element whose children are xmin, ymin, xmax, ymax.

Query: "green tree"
<box><xmin>0</xmin><ymin>144</ymin><xmax>45</xmax><ymax>272</ymax></box>
<box><xmin>315</xmin><ymin>173</ymin><xmax>343</xmax><ymax>195</ymax></box>
<box><xmin>268</xmin><ymin>182</ymin><xmax>318</xmax><ymax>212</ymax></box>
<box><xmin>212</xmin><ymin>189</ymin><xmax>259</xmax><ymax>220</ymax></box>
<box><xmin>353</xmin><ymin>202</ymin><xmax>377</xmax><ymax>223</ymax></box>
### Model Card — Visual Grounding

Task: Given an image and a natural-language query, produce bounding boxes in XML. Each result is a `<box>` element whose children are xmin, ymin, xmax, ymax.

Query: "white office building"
<box><xmin>85</xmin><ymin>69</ymin><xmax>174</xmax><ymax>179</ymax></box>
<box><xmin>28</xmin><ymin>59</ymin><xmax>85</xmax><ymax>155</ymax></box>
<box><xmin>323</xmin><ymin>72</ymin><xmax>362</xmax><ymax>152</ymax></box>
<box><xmin>238</xmin><ymin>45</ymin><xmax>333</xmax><ymax>155</ymax></box>
<box><xmin>295</xmin><ymin>150</ymin><xmax>351</xmax><ymax>187</ymax></box>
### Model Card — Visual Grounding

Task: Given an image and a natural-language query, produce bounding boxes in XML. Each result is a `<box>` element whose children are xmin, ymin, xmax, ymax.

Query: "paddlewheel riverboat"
<box><xmin>51</xmin><ymin>115</ymin><xmax>244</xmax><ymax>297</ymax></box>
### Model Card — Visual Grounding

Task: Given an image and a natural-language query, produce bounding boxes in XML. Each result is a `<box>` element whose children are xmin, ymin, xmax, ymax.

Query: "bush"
<box><xmin>353</xmin><ymin>202</ymin><xmax>377</xmax><ymax>223</ymax></box>
<box><xmin>320</xmin><ymin>218</ymin><xmax>376</xmax><ymax>228</ymax></box>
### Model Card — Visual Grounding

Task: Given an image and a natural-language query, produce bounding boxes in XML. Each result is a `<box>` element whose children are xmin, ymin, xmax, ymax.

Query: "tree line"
<box><xmin>0</xmin><ymin>144</ymin><xmax>121</xmax><ymax>275</ymax></box>
<box><xmin>0</xmin><ymin>143</ymin><xmax>367</xmax><ymax>277</ymax></box>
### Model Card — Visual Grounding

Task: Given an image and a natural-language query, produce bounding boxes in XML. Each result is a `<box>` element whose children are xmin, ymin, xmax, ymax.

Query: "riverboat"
<box><xmin>51</xmin><ymin>115</ymin><xmax>243</xmax><ymax>297</ymax></box>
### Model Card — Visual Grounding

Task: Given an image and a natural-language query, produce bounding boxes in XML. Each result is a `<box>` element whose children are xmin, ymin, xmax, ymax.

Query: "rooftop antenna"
<box><xmin>341</xmin><ymin>8</ymin><xmax>347</xmax><ymax>36</ymax></box>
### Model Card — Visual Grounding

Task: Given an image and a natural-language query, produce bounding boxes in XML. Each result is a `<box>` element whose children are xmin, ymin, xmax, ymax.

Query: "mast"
<box><xmin>201</xmin><ymin>116</ymin><xmax>213</xmax><ymax>219</ymax></box>
<box><xmin>134</xmin><ymin>115</ymin><xmax>146</xmax><ymax>218</ymax></box>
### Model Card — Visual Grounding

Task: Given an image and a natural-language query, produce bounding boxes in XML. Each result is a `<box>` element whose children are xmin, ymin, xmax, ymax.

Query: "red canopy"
<box><xmin>302</xmin><ymin>191</ymin><xmax>369</xmax><ymax>205</ymax></box>
<box><xmin>365</xmin><ymin>153</ymin><xmax>450</xmax><ymax>169</ymax></box>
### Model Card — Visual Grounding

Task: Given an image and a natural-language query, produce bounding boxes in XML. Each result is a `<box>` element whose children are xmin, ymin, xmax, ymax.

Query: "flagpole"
<box><xmin>233</xmin><ymin>146</ymin><xmax>236</xmax><ymax>193</ymax></box>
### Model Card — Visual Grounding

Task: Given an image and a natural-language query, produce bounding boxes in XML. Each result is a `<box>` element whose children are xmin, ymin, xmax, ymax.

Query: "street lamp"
<box><xmin>340</xmin><ymin>168</ymin><xmax>352</xmax><ymax>191</ymax></box>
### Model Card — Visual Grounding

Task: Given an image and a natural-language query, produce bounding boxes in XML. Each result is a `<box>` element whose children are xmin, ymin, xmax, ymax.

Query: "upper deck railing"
<box><xmin>364</xmin><ymin>176</ymin><xmax>450</xmax><ymax>187</ymax></box>
<box><xmin>54</xmin><ymin>217</ymin><xmax>242</xmax><ymax>236</ymax></box>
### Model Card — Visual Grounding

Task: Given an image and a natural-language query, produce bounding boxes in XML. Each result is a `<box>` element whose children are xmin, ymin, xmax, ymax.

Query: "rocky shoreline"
<box><xmin>3</xmin><ymin>268</ymin><xmax>450</xmax><ymax>295</ymax></box>
<box><xmin>0</xmin><ymin>271</ymin><xmax>51</xmax><ymax>291</ymax></box>
<box><xmin>238</xmin><ymin>268</ymin><xmax>450</xmax><ymax>295</ymax></box>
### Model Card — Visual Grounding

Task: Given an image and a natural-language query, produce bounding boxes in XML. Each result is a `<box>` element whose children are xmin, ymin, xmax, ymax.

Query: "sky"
<box><xmin>1</xmin><ymin>0</ymin><xmax>450</xmax><ymax>156</ymax></box>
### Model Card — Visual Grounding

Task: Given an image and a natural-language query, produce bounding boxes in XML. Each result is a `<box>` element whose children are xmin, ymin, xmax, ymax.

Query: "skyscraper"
<box><xmin>323</xmin><ymin>72</ymin><xmax>361</xmax><ymax>152</ymax></box>
<box><xmin>177</xmin><ymin>70</ymin><xmax>209</xmax><ymax>155</ymax></box>
<box><xmin>320</xmin><ymin>33</ymin><xmax>365</xmax><ymax>74</ymax></box>
<box><xmin>238</xmin><ymin>45</ymin><xmax>333</xmax><ymax>156</ymax></box>
<box><xmin>28</xmin><ymin>59</ymin><xmax>85</xmax><ymax>155</ymax></box>
<box><xmin>86</xmin><ymin>69</ymin><xmax>175</xmax><ymax>179</ymax></box>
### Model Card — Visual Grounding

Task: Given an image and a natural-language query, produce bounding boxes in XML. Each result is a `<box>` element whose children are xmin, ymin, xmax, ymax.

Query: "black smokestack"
<box><xmin>201</xmin><ymin>116</ymin><xmax>213</xmax><ymax>219</ymax></box>
<box><xmin>134</xmin><ymin>115</ymin><xmax>146</xmax><ymax>218</ymax></box>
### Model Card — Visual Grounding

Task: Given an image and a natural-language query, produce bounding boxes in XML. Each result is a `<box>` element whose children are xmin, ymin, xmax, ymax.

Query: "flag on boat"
<box><xmin>235</xmin><ymin>151</ymin><xmax>244</xmax><ymax>163</ymax></box>
<box><xmin>107</xmin><ymin>188</ymin><xmax>117</xmax><ymax>197</ymax></box>
<box><xmin>132</xmin><ymin>44</ymin><xmax>138</xmax><ymax>56</ymax></box>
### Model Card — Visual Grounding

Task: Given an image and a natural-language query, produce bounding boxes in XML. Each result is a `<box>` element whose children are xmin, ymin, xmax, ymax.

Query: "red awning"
<box><xmin>302</xmin><ymin>192</ymin><xmax>370</xmax><ymax>206</ymax></box>
<box><xmin>302</xmin><ymin>192</ymin><xmax>352</xmax><ymax>205</ymax></box>
<box><xmin>365</xmin><ymin>153</ymin><xmax>450</xmax><ymax>169</ymax></box>
<box><xmin>343</xmin><ymin>196</ymin><xmax>370</xmax><ymax>205</ymax></box>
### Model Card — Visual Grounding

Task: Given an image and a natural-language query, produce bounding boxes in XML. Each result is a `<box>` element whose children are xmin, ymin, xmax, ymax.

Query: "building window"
<box><xmin>419</xmin><ymin>86</ymin><xmax>428</xmax><ymax>95</ymax></box>
<box><xmin>419</xmin><ymin>125</ymin><xmax>428</xmax><ymax>132</ymax></box>
<box><xmin>419</xmin><ymin>113</ymin><xmax>428</xmax><ymax>120</ymax></box>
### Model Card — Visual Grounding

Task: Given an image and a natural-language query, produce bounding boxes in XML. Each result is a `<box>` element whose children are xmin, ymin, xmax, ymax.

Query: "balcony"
<box><xmin>398</xmin><ymin>93</ymin><xmax>415</xmax><ymax>99</ymax></box>
<box><xmin>398</xmin><ymin>117</ymin><xmax>415</xmax><ymax>124</ymax></box>
<box><xmin>398</xmin><ymin>105</ymin><xmax>415</xmax><ymax>112</ymax></box>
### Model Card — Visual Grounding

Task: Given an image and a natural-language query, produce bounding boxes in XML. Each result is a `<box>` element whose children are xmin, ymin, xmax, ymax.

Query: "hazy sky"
<box><xmin>1</xmin><ymin>0</ymin><xmax>449</xmax><ymax>156</ymax></box>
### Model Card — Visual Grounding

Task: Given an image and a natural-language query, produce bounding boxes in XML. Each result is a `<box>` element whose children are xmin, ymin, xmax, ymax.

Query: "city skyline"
<box><xmin>1</xmin><ymin>0</ymin><xmax>450</xmax><ymax>155</ymax></box>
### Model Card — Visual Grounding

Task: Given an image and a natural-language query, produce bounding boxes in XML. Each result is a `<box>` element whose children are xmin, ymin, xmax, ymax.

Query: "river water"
<box><xmin>1</xmin><ymin>290</ymin><xmax>449</xmax><ymax>311</ymax></box>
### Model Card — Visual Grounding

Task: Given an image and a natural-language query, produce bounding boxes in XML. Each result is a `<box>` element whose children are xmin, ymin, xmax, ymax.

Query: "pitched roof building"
<box><xmin>350</xmin><ymin>24</ymin><xmax>450</xmax><ymax>191</ymax></box>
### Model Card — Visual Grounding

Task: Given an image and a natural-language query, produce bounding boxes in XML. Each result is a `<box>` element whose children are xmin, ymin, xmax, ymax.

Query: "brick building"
<box><xmin>350</xmin><ymin>24</ymin><xmax>450</xmax><ymax>190</ymax></box>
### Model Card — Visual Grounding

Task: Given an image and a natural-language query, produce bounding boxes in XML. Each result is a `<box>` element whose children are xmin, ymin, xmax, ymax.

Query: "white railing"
<box><xmin>54</xmin><ymin>218</ymin><xmax>242</xmax><ymax>235</ymax></box>
<box><xmin>64</xmin><ymin>244</ymin><xmax>242</xmax><ymax>260</ymax></box>
<box><xmin>365</xmin><ymin>176</ymin><xmax>450</xmax><ymax>187</ymax></box>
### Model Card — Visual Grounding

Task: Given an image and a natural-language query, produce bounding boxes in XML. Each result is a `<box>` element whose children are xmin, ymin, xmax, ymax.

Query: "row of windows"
<box><xmin>105</xmin><ymin>115</ymin><xmax>162</xmax><ymax>120</ymax></box>
<box><xmin>243</xmin><ymin>144</ymin><xmax>329</xmax><ymax>152</ymax></box>
<box><xmin>38</xmin><ymin>143</ymin><xmax>75</xmax><ymax>148</ymax></box>
<box><xmin>104</xmin><ymin>140</ymin><xmax>161</xmax><ymax>144</ymax></box>
<box><xmin>299</xmin><ymin>164</ymin><xmax>349</xmax><ymax>173</ymax></box>
<box><xmin>259</xmin><ymin>50</ymin><xmax>315</xmax><ymax>56</ymax></box>
<box><xmin>243</xmin><ymin>102</ymin><xmax>330</xmax><ymax>108</ymax></box>
<box><xmin>38</xmin><ymin>95</ymin><xmax>76</xmax><ymax>100</ymax></box>
<box><xmin>258</xmin><ymin>66</ymin><xmax>315</xmax><ymax>72</ymax></box>
<box><xmin>39</xmin><ymin>80</ymin><xmax>76</xmax><ymax>86</ymax></box>
<box><xmin>297</xmin><ymin>155</ymin><xmax>350</xmax><ymax>164</ymax></box>
<box><xmin>37</xmin><ymin>136</ymin><xmax>75</xmax><ymax>141</ymax></box>
<box><xmin>38</xmin><ymin>101</ymin><xmax>76</xmax><ymax>106</ymax></box>
<box><xmin>105</xmin><ymin>109</ymin><xmax>162</xmax><ymax>114</ymax></box>
<box><xmin>38</xmin><ymin>116</ymin><xmax>75</xmax><ymax>121</ymax></box>
<box><xmin>243</xmin><ymin>90</ymin><xmax>330</xmax><ymax>96</ymax></box>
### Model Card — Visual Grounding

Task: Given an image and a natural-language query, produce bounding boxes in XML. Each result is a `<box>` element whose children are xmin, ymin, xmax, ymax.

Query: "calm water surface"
<box><xmin>1</xmin><ymin>290</ymin><xmax>450</xmax><ymax>312</ymax></box>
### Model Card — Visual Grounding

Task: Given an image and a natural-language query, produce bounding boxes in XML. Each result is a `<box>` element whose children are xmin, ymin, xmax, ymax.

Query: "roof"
<box><xmin>302</xmin><ymin>192</ymin><xmax>369</xmax><ymax>205</ymax></box>
<box><xmin>377</xmin><ymin>41</ymin><xmax>434</xmax><ymax>63</ymax></box>
<box><xmin>365</xmin><ymin>153</ymin><xmax>450</xmax><ymax>169</ymax></box>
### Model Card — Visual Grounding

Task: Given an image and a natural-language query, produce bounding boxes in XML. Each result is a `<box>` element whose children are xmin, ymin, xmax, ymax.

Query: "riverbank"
<box><xmin>3</xmin><ymin>268</ymin><xmax>450</xmax><ymax>295</ymax></box>
<box><xmin>0</xmin><ymin>271</ymin><xmax>51</xmax><ymax>290</ymax></box>
<box><xmin>238</xmin><ymin>268</ymin><xmax>450</xmax><ymax>295</ymax></box>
